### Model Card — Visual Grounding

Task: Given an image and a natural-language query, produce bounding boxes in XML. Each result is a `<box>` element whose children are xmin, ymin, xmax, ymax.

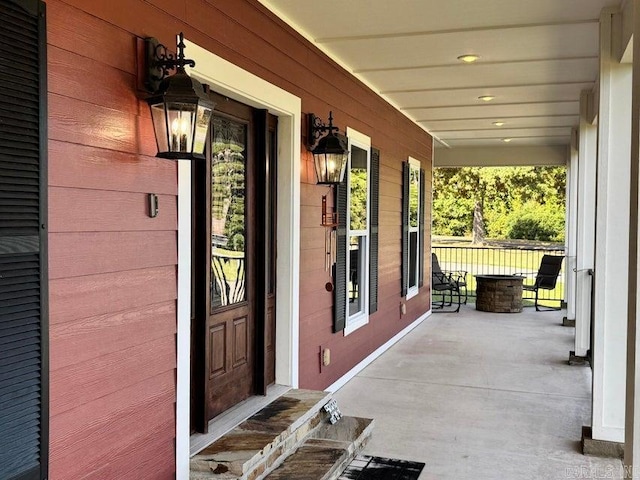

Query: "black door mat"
<box><xmin>338</xmin><ymin>455</ymin><xmax>425</xmax><ymax>480</ymax></box>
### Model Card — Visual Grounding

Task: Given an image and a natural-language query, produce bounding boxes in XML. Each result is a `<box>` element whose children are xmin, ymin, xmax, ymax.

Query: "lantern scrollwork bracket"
<box><xmin>144</xmin><ymin>33</ymin><xmax>196</xmax><ymax>93</ymax></box>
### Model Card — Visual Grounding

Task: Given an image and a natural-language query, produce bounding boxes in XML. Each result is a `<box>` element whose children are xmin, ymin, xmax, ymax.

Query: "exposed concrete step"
<box><xmin>264</xmin><ymin>416</ymin><xmax>374</xmax><ymax>480</ymax></box>
<box><xmin>190</xmin><ymin>389</ymin><xmax>332</xmax><ymax>480</ymax></box>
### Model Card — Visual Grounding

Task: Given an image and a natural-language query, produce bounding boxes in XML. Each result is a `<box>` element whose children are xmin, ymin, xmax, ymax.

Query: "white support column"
<box><xmin>592</xmin><ymin>9</ymin><xmax>631</xmax><ymax>444</ymax></box>
<box><xmin>625</xmin><ymin>0</ymin><xmax>640</xmax><ymax>473</ymax></box>
<box><xmin>574</xmin><ymin>91</ymin><xmax>597</xmax><ymax>358</ymax></box>
<box><xmin>565</xmin><ymin>131</ymin><xmax>579</xmax><ymax>323</ymax></box>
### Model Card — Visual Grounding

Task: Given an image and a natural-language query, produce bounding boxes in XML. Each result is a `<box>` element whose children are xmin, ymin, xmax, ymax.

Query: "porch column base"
<box><xmin>563</xmin><ymin>317</ymin><xmax>576</xmax><ymax>327</ymax></box>
<box><xmin>569</xmin><ymin>351</ymin><xmax>590</xmax><ymax>366</ymax></box>
<box><xmin>581</xmin><ymin>426</ymin><xmax>624</xmax><ymax>459</ymax></box>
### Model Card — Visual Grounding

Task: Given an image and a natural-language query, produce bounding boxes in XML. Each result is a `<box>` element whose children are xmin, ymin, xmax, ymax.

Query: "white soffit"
<box><xmin>435</xmin><ymin>145</ymin><xmax>568</xmax><ymax>167</ymax></box>
<box><xmin>260</xmin><ymin>0</ymin><xmax>622</xmax><ymax>162</ymax></box>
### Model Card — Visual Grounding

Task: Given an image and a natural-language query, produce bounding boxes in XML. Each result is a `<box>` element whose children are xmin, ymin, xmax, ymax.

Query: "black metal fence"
<box><xmin>433</xmin><ymin>245</ymin><xmax>566</xmax><ymax>306</ymax></box>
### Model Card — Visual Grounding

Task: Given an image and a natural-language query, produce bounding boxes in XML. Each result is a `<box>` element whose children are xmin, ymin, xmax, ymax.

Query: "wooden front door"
<box><xmin>192</xmin><ymin>93</ymin><xmax>277</xmax><ymax>431</ymax></box>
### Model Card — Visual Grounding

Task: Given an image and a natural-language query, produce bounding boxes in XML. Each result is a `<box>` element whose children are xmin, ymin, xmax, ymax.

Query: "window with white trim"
<box><xmin>403</xmin><ymin>157</ymin><xmax>424</xmax><ymax>299</ymax></box>
<box><xmin>346</xmin><ymin>143</ymin><xmax>370</xmax><ymax>324</ymax></box>
<box><xmin>332</xmin><ymin>129</ymin><xmax>378</xmax><ymax>336</ymax></box>
<box><xmin>344</xmin><ymin>131</ymin><xmax>370</xmax><ymax>334</ymax></box>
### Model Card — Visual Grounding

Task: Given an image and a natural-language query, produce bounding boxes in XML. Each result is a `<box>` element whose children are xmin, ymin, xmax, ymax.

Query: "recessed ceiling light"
<box><xmin>502</xmin><ymin>138</ymin><xmax>512</xmax><ymax>143</ymax></box>
<box><xmin>478</xmin><ymin>95</ymin><xmax>495</xmax><ymax>102</ymax></box>
<box><xmin>493</xmin><ymin>121</ymin><xmax>505</xmax><ymax>127</ymax></box>
<box><xmin>457</xmin><ymin>54</ymin><xmax>480</xmax><ymax>63</ymax></box>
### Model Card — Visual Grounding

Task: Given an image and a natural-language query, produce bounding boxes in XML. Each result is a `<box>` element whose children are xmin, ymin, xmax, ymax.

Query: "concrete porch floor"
<box><xmin>333</xmin><ymin>306</ymin><xmax>624</xmax><ymax>479</ymax></box>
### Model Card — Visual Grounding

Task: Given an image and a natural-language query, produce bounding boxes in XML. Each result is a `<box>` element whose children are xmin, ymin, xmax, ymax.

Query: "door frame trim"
<box><xmin>176</xmin><ymin>38</ymin><xmax>301</xmax><ymax>478</ymax></box>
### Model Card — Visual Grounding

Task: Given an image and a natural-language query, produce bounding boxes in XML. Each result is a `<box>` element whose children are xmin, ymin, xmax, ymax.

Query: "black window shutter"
<box><xmin>401</xmin><ymin>162</ymin><xmax>409</xmax><ymax>297</ymax></box>
<box><xmin>0</xmin><ymin>1</ymin><xmax>48</xmax><ymax>480</ymax></box>
<box><xmin>368</xmin><ymin>147</ymin><xmax>379</xmax><ymax>314</ymax></box>
<box><xmin>333</xmin><ymin>176</ymin><xmax>348</xmax><ymax>332</ymax></box>
<box><xmin>418</xmin><ymin>168</ymin><xmax>426</xmax><ymax>288</ymax></box>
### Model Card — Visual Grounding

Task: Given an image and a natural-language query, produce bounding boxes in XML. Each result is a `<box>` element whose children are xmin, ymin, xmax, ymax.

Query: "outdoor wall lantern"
<box><xmin>306</xmin><ymin>111</ymin><xmax>349</xmax><ymax>271</ymax></box>
<box><xmin>144</xmin><ymin>32</ymin><xmax>214</xmax><ymax>160</ymax></box>
<box><xmin>306</xmin><ymin>111</ymin><xmax>349</xmax><ymax>185</ymax></box>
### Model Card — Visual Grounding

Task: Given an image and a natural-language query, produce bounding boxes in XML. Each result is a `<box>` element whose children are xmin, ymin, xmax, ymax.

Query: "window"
<box><xmin>332</xmin><ymin>129</ymin><xmax>379</xmax><ymax>335</ymax></box>
<box><xmin>346</xmin><ymin>142</ymin><xmax>370</xmax><ymax>332</ymax></box>
<box><xmin>403</xmin><ymin>157</ymin><xmax>425</xmax><ymax>299</ymax></box>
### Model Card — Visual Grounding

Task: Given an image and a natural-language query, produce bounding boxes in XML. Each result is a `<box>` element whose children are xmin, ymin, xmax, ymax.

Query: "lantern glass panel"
<box><xmin>150</xmin><ymin>102</ymin><xmax>169</xmax><ymax>153</ymax></box>
<box><xmin>166</xmin><ymin>102</ymin><xmax>197</xmax><ymax>154</ymax></box>
<box><xmin>314</xmin><ymin>152</ymin><xmax>348</xmax><ymax>184</ymax></box>
<box><xmin>313</xmin><ymin>152</ymin><xmax>327</xmax><ymax>183</ymax></box>
<box><xmin>334</xmin><ymin>152</ymin><xmax>348</xmax><ymax>183</ymax></box>
<box><xmin>193</xmin><ymin>104</ymin><xmax>213</xmax><ymax>155</ymax></box>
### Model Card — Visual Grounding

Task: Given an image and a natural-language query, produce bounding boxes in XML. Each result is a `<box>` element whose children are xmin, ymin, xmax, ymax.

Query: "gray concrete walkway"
<box><xmin>334</xmin><ymin>306</ymin><xmax>624</xmax><ymax>480</ymax></box>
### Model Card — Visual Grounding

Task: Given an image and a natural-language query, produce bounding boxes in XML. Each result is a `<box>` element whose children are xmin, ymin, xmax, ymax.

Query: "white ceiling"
<box><xmin>260</xmin><ymin>0</ymin><xmax>622</xmax><ymax>151</ymax></box>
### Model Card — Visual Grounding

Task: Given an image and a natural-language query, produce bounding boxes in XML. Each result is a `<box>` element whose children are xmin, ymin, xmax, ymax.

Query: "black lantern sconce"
<box><xmin>306</xmin><ymin>111</ymin><xmax>349</xmax><ymax>185</ymax></box>
<box><xmin>306</xmin><ymin>111</ymin><xmax>350</xmax><ymax>270</ymax></box>
<box><xmin>143</xmin><ymin>33</ymin><xmax>214</xmax><ymax>160</ymax></box>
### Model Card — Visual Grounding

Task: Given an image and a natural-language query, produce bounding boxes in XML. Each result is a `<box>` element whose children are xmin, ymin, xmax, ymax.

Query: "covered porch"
<box><xmin>334</xmin><ymin>306</ymin><xmax>623</xmax><ymax>479</ymax></box>
<box><xmin>259</xmin><ymin>0</ymin><xmax>640</xmax><ymax>470</ymax></box>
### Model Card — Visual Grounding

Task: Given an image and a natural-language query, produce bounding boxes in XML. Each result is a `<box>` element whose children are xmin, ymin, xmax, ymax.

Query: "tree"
<box><xmin>472</xmin><ymin>201</ymin><xmax>485</xmax><ymax>244</ymax></box>
<box><xmin>432</xmin><ymin>166</ymin><xmax>566</xmax><ymax>242</ymax></box>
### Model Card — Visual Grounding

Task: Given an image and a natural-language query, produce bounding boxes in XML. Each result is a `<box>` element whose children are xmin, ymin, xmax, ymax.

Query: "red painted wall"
<box><xmin>47</xmin><ymin>1</ymin><xmax>177</xmax><ymax>477</ymax></box>
<box><xmin>45</xmin><ymin>0</ymin><xmax>432</xmax><ymax>477</ymax></box>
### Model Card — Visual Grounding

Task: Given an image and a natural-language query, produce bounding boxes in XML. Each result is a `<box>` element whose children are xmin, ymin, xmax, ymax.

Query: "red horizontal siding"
<box><xmin>300</xmin><ymin>268</ymin><xmax>333</xmax><ymax>295</ymax></box>
<box><xmin>48</xmin><ymin>45</ymin><xmax>140</xmax><ymax>116</ymax></box>
<box><xmin>50</xmin><ymin>301</ymin><xmax>177</xmax><ymax>371</ymax></box>
<box><xmin>50</xmin><ymin>335</ymin><xmax>176</xmax><ymax>416</ymax></box>
<box><xmin>149</xmin><ymin>0</ymin><xmax>187</xmax><ymax>19</ymax></box>
<box><xmin>49</xmin><ymin>372</ymin><xmax>176</xmax><ymax>480</ymax></box>
<box><xmin>300</xmin><ymin>227</ymin><xmax>327</xmax><ymax>251</ymax></box>
<box><xmin>49</xmin><ymin>187</ymin><xmax>177</xmax><ymax>232</ymax></box>
<box><xmin>300</xmin><ymin>247</ymin><xmax>327</xmax><ymax>274</ymax></box>
<box><xmin>49</xmin><ymin>231</ymin><xmax>177</xmax><ymax>279</ymax></box>
<box><xmin>78</xmin><ymin>419</ymin><xmax>176</xmax><ymax>480</ymax></box>
<box><xmin>48</xmin><ymin>94</ymin><xmax>156</xmax><ymax>155</ymax></box>
<box><xmin>46</xmin><ymin>1</ymin><xmax>181</xmax><ymax>478</ymax></box>
<box><xmin>48</xmin><ymin>141</ymin><xmax>177</xmax><ymax>195</ymax></box>
<box><xmin>47</xmin><ymin>0</ymin><xmax>136</xmax><ymax>74</ymax></box>
<box><xmin>50</xmin><ymin>266</ymin><xmax>177</xmax><ymax>324</ymax></box>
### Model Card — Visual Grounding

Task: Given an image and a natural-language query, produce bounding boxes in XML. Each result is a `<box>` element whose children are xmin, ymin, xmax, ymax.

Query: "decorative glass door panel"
<box><xmin>211</xmin><ymin>117</ymin><xmax>247</xmax><ymax>309</ymax></box>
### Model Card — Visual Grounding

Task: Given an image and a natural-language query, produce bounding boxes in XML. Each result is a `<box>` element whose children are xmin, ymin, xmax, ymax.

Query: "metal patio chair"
<box><xmin>431</xmin><ymin>253</ymin><xmax>467</xmax><ymax>312</ymax></box>
<box><xmin>521</xmin><ymin>254</ymin><xmax>564</xmax><ymax>311</ymax></box>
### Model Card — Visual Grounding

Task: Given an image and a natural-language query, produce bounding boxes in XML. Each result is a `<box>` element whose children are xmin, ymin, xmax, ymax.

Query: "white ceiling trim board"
<box><xmin>315</xmin><ymin>19</ymin><xmax>599</xmax><ymax>43</ymax></box>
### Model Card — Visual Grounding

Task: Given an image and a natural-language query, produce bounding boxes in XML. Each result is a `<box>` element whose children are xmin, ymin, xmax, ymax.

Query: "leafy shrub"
<box><xmin>484</xmin><ymin>209</ymin><xmax>511</xmax><ymax>239</ymax></box>
<box><xmin>509</xmin><ymin>218</ymin><xmax>556</xmax><ymax>241</ymax></box>
<box><xmin>506</xmin><ymin>203</ymin><xmax>565</xmax><ymax>242</ymax></box>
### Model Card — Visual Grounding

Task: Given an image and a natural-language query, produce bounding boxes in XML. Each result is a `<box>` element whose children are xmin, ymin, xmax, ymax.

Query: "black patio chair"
<box><xmin>431</xmin><ymin>253</ymin><xmax>467</xmax><ymax>312</ymax></box>
<box><xmin>521</xmin><ymin>255</ymin><xmax>564</xmax><ymax>311</ymax></box>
